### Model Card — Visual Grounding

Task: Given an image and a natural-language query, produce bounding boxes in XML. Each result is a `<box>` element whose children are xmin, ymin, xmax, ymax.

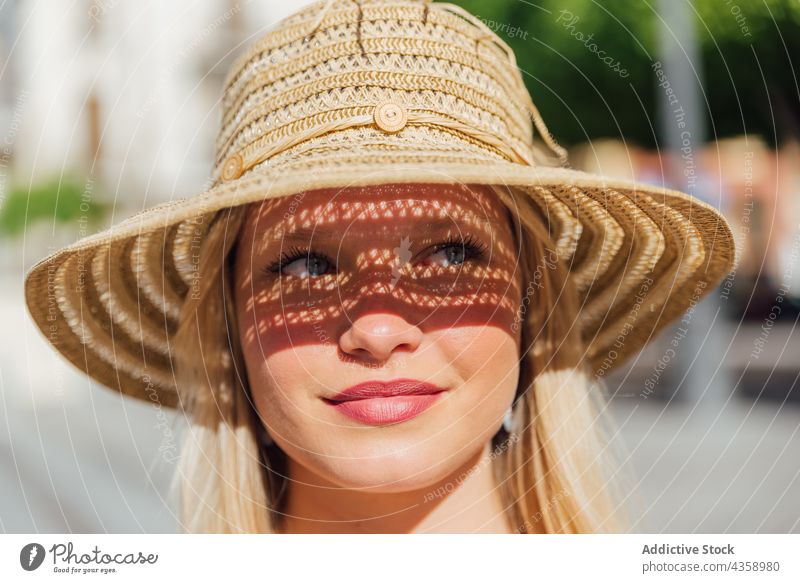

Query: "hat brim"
<box><xmin>24</xmin><ymin>153</ymin><xmax>736</xmax><ymax>409</ymax></box>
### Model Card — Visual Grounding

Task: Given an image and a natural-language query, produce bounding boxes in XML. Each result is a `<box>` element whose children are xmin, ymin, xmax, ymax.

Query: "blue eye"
<box><xmin>264</xmin><ymin>246</ymin><xmax>333</xmax><ymax>277</ymax></box>
<box><xmin>426</xmin><ymin>244</ymin><xmax>466</xmax><ymax>267</ymax></box>
<box><xmin>421</xmin><ymin>234</ymin><xmax>487</xmax><ymax>267</ymax></box>
<box><xmin>285</xmin><ymin>254</ymin><xmax>331</xmax><ymax>277</ymax></box>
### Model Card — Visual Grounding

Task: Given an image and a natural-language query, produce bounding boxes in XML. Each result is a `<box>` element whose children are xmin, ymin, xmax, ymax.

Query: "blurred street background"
<box><xmin>1</xmin><ymin>0</ymin><xmax>798</xmax><ymax>532</ymax></box>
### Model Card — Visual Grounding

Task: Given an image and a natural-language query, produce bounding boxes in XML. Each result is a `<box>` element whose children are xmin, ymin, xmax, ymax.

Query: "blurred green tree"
<box><xmin>454</xmin><ymin>0</ymin><xmax>799</xmax><ymax>147</ymax></box>
<box><xmin>695</xmin><ymin>0</ymin><xmax>800</xmax><ymax>145</ymax></box>
<box><xmin>0</xmin><ymin>176</ymin><xmax>108</xmax><ymax>237</ymax></box>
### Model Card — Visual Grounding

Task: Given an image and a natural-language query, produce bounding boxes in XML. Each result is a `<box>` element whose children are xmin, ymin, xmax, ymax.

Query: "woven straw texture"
<box><xmin>24</xmin><ymin>0</ymin><xmax>736</xmax><ymax>409</ymax></box>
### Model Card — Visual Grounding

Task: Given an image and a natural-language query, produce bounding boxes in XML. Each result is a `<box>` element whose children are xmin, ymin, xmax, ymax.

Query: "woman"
<box><xmin>24</xmin><ymin>0</ymin><xmax>736</xmax><ymax>533</ymax></box>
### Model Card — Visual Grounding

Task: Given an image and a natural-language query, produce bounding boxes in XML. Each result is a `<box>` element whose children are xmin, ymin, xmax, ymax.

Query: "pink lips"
<box><xmin>324</xmin><ymin>378</ymin><xmax>446</xmax><ymax>425</ymax></box>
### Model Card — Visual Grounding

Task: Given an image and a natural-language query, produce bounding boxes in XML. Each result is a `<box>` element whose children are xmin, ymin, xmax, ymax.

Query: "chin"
<box><xmin>282</xmin><ymin>433</ymin><xmax>487</xmax><ymax>493</ymax></box>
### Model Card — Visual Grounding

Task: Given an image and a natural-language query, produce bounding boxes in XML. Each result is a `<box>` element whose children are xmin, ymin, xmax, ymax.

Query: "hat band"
<box><xmin>217</xmin><ymin>101</ymin><xmax>539</xmax><ymax>183</ymax></box>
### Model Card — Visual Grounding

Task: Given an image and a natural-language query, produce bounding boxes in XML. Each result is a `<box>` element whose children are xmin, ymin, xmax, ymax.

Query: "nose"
<box><xmin>339</xmin><ymin>312</ymin><xmax>423</xmax><ymax>363</ymax></box>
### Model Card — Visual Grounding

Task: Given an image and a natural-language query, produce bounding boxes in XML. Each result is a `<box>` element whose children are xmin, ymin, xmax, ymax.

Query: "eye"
<box><xmin>285</xmin><ymin>254</ymin><xmax>331</xmax><ymax>277</ymax></box>
<box><xmin>421</xmin><ymin>234</ymin><xmax>488</xmax><ymax>267</ymax></box>
<box><xmin>427</xmin><ymin>245</ymin><xmax>465</xmax><ymax>267</ymax></box>
<box><xmin>263</xmin><ymin>245</ymin><xmax>334</xmax><ymax>277</ymax></box>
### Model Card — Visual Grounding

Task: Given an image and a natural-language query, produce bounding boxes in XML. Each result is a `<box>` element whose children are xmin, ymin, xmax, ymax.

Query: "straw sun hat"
<box><xmin>24</xmin><ymin>0</ymin><xmax>736</xmax><ymax>409</ymax></box>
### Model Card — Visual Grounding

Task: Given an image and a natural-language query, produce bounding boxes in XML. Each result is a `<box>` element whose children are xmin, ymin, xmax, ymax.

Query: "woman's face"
<box><xmin>233</xmin><ymin>183</ymin><xmax>523</xmax><ymax>492</ymax></box>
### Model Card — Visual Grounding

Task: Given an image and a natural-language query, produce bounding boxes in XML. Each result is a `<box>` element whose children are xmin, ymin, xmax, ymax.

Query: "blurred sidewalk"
<box><xmin>610</xmin><ymin>398</ymin><xmax>800</xmax><ymax>533</ymax></box>
<box><xmin>1</xmin><ymin>277</ymin><xmax>181</xmax><ymax>533</ymax></box>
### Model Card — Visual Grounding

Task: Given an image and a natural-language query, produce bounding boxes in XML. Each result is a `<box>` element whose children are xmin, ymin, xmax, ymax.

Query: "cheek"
<box><xmin>234</xmin><ymin>276</ymin><xmax>324</xmax><ymax>443</ymax></box>
<box><xmin>238</xmin><ymin>331</ymin><xmax>327</xmax><ymax>441</ymax></box>
<box><xmin>431</xmin><ymin>272</ymin><xmax>522</xmax><ymax>385</ymax></box>
<box><xmin>435</xmin><ymin>324</ymin><xmax>520</xmax><ymax>467</ymax></box>
<box><xmin>434</xmin><ymin>324</ymin><xmax>520</xmax><ymax>416</ymax></box>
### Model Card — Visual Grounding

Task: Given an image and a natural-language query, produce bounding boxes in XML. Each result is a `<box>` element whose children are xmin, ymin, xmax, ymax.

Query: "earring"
<box><xmin>503</xmin><ymin>404</ymin><xmax>516</xmax><ymax>433</ymax></box>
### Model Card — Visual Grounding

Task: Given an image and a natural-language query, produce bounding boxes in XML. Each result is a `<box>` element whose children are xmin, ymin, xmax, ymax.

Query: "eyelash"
<box><xmin>263</xmin><ymin>245</ymin><xmax>311</xmax><ymax>275</ymax></box>
<box><xmin>431</xmin><ymin>233</ymin><xmax>488</xmax><ymax>263</ymax></box>
<box><xmin>262</xmin><ymin>235</ymin><xmax>488</xmax><ymax>275</ymax></box>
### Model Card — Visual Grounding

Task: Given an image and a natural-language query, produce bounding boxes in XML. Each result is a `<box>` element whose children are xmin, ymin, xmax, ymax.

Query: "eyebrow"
<box><xmin>274</xmin><ymin>216</ymin><xmax>491</xmax><ymax>245</ymax></box>
<box><xmin>421</xmin><ymin>217</ymin><xmax>491</xmax><ymax>231</ymax></box>
<box><xmin>273</xmin><ymin>227</ymin><xmax>338</xmax><ymax>245</ymax></box>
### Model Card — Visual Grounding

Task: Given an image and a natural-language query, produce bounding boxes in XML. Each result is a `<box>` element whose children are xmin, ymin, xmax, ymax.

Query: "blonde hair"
<box><xmin>171</xmin><ymin>185</ymin><xmax>636</xmax><ymax>533</ymax></box>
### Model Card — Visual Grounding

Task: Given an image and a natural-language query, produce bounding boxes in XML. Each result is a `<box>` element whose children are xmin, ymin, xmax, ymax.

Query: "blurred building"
<box><xmin>4</xmin><ymin>0</ymin><xmax>316</xmax><ymax>213</ymax></box>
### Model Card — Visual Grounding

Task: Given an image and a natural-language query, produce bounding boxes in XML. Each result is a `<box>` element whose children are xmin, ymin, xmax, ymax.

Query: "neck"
<box><xmin>278</xmin><ymin>440</ymin><xmax>513</xmax><ymax>533</ymax></box>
